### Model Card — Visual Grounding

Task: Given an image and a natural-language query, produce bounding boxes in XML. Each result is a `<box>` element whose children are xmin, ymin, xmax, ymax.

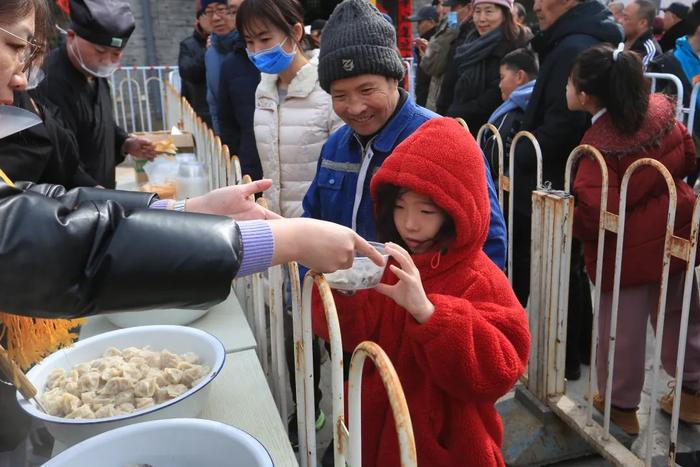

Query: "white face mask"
<box><xmin>25</xmin><ymin>67</ymin><xmax>45</xmax><ymax>90</ymax></box>
<box><xmin>71</xmin><ymin>41</ymin><xmax>119</xmax><ymax>78</ymax></box>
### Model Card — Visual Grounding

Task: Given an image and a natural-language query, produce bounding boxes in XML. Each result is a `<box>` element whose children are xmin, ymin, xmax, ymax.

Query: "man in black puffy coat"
<box><xmin>178</xmin><ymin>7</ymin><xmax>213</xmax><ymax>128</ymax></box>
<box><xmin>512</xmin><ymin>0</ymin><xmax>623</xmax><ymax>379</ymax></box>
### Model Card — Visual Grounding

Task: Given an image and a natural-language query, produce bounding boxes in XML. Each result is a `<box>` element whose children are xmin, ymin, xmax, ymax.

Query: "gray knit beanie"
<box><xmin>318</xmin><ymin>0</ymin><xmax>405</xmax><ymax>93</ymax></box>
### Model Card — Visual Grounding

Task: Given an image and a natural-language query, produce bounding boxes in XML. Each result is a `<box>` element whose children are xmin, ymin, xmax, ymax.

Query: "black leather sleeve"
<box><xmin>18</xmin><ymin>182</ymin><xmax>159</xmax><ymax>209</ymax></box>
<box><xmin>0</xmin><ymin>183</ymin><xmax>242</xmax><ymax>318</ymax></box>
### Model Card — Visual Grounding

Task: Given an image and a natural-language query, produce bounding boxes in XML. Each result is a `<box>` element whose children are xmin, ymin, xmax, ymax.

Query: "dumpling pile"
<box><xmin>40</xmin><ymin>346</ymin><xmax>210</xmax><ymax>419</ymax></box>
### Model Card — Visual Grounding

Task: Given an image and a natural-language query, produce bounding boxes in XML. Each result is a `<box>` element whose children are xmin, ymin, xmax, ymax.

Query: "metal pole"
<box><xmin>564</xmin><ymin>145</ymin><xmax>610</xmax><ymax>427</ymax></box>
<box><xmin>126</xmin><ymin>69</ymin><xmax>136</xmax><ymax>132</ymax></box>
<box><xmin>476</xmin><ymin>123</ymin><xmax>504</xmax><ymax>205</ymax></box>
<box><xmin>508</xmin><ymin>132</ymin><xmax>543</xmax><ymax>284</ymax></box>
<box><xmin>686</xmin><ymin>82</ymin><xmax>700</xmax><ymax>133</ymax></box>
<box><xmin>644</xmin><ymin>73</ymin><xmax>685</xmax><ymax>122</ymax></box>
<box><xmin>348</xmin><ymin>341</ymin><xmax>417</xmax><ymax>467</ymax></box>
<box><xmin>668</xmin><ymin>195</ymin><xmax>700</xmax><ymax>465</ymax></box>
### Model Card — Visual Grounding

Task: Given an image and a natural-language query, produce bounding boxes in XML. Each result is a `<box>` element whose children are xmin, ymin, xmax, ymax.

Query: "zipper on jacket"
<box><xmin>351</xmin><ymin>135</ymin><xmax>377</xmax><ymax>232</ymax></box>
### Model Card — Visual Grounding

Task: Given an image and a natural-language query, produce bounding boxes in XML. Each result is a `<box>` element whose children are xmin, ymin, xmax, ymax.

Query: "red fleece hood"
<box><xmin>370</xmin><ymin>117</ymin><xmax>490</xmax><ymax>257</ymax></box>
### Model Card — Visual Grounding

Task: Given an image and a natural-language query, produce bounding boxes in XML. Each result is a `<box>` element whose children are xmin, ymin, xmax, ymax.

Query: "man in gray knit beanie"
<box><xmin>306</xmin><ymin>6</ymin><xmax>507</xmax><ymax>463</ymax></box>
<box><xmin>304</xmin><ymin>0</ymin><xmax>505</xmax><ymax>259</ymax></box>
<box><xmin>318</xmin><ymin>0</ymin><xmax>404</xmax><ymax>93</ymax></box>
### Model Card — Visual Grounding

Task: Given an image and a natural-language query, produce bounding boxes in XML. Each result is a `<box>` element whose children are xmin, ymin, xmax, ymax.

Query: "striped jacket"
<box><xmin>630</xmin><ymin>30</ymin><xmax>662</xmax><ymax>68</ymax></box>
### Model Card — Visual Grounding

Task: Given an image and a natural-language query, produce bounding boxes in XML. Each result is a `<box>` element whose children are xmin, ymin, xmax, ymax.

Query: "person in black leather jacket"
<box><xmin>0</xmin><ymin>0</ymin><xmax>385</xmax><ymax>320</ymax></box>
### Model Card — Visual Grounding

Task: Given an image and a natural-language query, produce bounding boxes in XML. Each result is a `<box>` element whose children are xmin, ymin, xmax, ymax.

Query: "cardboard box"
<box><xmin>133</xmin><ymin>130</ymin><xmax>196</xmax><ymax>154</ymax></box>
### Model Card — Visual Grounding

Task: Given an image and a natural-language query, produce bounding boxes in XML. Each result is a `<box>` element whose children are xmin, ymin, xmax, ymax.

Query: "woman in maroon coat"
<box><xmin>568</xmin><ymin>44</ymin><xmax>700</xmax><ymax>435</ymax></box>
<box><xmin>312</xmin><ymin>118</ymin><xmax>530</xmax><ymax>466</ymax></box>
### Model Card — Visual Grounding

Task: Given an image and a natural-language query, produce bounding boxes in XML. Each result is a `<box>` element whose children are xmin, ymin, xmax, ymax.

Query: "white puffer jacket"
<box><xmin>254</xmin><ymin>50</ymin><xmax>343</xmax><ymax>217</ymax></box>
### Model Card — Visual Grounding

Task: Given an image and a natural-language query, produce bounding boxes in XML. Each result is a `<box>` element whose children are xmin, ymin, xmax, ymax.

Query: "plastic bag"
<box><xmin>143</xmin><ymin>156</ymin><xmax>179</xmax><ymax>184</ymax></box>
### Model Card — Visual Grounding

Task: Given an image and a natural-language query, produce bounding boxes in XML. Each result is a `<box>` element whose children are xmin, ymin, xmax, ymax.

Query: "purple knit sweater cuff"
<box><xmin>236</xmin><ymin>220</ymin><xmax>274</xmax><ymax>277</ymax></box>
<box><xmin>149</xmin><ymin>199</ymin><xmax>170</xmax><ymax>209</ymax></box>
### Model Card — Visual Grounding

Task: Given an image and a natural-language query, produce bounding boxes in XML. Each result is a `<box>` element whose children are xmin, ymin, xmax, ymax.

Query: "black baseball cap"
<box><xmin>310</xmin><ymin>19</ymin><xmax>327</xmax><ymax>32</ymax></box>
<box><xmin>70</xmin><ymin>0</ymin><xmax>135</xmax><ymax>50</ymax></box>
<box><xmin>663</xmin><ymin>2</ymin><xmax>690</xmax><ymax>20</ymax></box>
<box><xmin>442</xmin><ymin>0</ymin><xmax>472</xmax><ymax>7</ymax></box>
<box><xmin>408</xmin><ymin>5</ymin><xmax>439</xmax><ymax>22</ymax></box>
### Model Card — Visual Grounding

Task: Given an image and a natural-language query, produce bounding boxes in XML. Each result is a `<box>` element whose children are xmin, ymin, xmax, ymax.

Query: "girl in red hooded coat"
<box><xmin>568</xmin><ymin>44</ymin><xmax>700</xmax><ymax>436</ymax></box>
<box><xmin>312</xmin><ymin>117</ymin><xmax>530</xmax><ymax>467</ymax></box>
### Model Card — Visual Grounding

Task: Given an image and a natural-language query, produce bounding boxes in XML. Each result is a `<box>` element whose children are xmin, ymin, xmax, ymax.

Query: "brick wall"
<box><xmin>121</xmin><ymin>0</ymin><xmax>197</xmax><ymax>67</ymax></box>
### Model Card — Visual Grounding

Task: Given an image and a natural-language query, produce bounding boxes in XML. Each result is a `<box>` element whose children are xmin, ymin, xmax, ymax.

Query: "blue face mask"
<box><xmin>247</xmin><ymin>38</ymin><xmax>296</xmax><ymax>74</ymax></box>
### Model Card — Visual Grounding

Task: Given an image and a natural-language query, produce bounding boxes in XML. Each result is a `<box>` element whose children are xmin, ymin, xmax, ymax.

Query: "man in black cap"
<box><xmin>408</xmin><ymin>5</ymin><xmax>439</xmax><ymax>107</ymax></box>
<box><xmin>36</xmin><ymin>0</ymin><xmax>155</xmax><ymax>189</ymax></box>
<box><xmin>660</xmin><ymin>1</ymin><xmax>694</xmax><ymax>51</ymax></box>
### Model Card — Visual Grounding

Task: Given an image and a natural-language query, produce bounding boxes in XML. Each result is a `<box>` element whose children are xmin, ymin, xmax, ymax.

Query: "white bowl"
<box><xmin>105</xmin><ymin>308</ymin><xmax>209</xmax><ymax>328</ymax></box>
<box><xmin>18</xmin><ymin>325</ymin><xmax>225</xmax><ymax>447</ymax></box>
<box><xmin>43</xmin><ymin>418</ymin><xmax>273</xmax><ymax>467</ymax></box>
<box><xmin>324</xmin><ymin>241</ymin><xmax>389</xmax><ymax>291</ymax></box>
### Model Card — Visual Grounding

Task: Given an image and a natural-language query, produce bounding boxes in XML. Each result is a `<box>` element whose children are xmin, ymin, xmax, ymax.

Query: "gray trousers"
<box><xmin>597</xmin><ymin>273</ymin><xmax>700</xmax><ymax>409</ymax></box>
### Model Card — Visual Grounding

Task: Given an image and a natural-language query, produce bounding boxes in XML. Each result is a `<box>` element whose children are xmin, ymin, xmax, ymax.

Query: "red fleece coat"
<box><xmin>572</xmin><ymin>94</ymin><xmax>697</xmax><ymax>292</ymax></box>
<box><xmin>312</xmin><ymin>118</ymin><xmax>530</xmax><ymax>467</ymax></box>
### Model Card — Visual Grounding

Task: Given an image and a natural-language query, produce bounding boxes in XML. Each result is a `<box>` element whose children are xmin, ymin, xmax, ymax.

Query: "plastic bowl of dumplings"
<box><xmin>43</xmin><ymin>418</ymin><xmax>273</xmax><ymax>467</ymax></box>
<box><xmin>17</xmin><ymin>325</ymin><xmax>225</xmax><ymax>447</ymax></box>
<box><xmin>323</xmin><ymin>241</ymin><xmax>389</xmax><ymax>291</ymax></box>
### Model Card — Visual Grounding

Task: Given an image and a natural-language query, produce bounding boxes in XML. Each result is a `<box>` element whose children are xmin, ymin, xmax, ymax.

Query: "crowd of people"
<box><xmin>2</xmin><ymin>0</ymin><xmax>700</xmax><ymax>465</ymax></box>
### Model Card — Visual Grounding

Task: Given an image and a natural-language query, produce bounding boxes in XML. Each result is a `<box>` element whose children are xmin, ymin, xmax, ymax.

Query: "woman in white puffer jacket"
<box><xmin>241</xmin><ymin>0</ymin><xmax>342</xmax><ymax>218</ymax></box>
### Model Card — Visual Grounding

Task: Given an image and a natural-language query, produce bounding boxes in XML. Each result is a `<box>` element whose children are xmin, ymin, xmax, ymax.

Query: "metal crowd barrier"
<box><xmin>110</xmin><ymin>66</ymin><xmax>178</xmax><ymax>133</ymax></box>
<box><xmin>295</xmin><ymin>272</ymin><xmax>417</xmax><ymax>467</ymax></box>
<box><xmin>537</xmin><ymin>146</ymin><xmax>699</xmax><ymax>466</ymax></box>
<box><xmin>645</xmin><ymin>72</ymin><xmax>700</xmax><ymax>131</ymax></box>
<box><xmin>476</xmin><ymin>113</ymin><xmax>699</xmax><ymax>464</ymax></box>
<box><xmin>477</xmin><ymin>124</ymin><xmax>543</xmax><ymax>283</ymax></box>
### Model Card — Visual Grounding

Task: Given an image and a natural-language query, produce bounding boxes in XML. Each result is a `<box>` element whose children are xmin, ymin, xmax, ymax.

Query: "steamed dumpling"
<box><xmin>100</xmin><ymin>377</ymin><xmax>134</xmax><ymax>396</ymax></box>
<box><xmin>134</xmin><ymin>378</ymin><xmax>157</xmax><ymax>398</ymax></box>
<box><xmin>42</xmin><ymin>346</ymin><xmax>204</xmax><ymax>419</ymax></box>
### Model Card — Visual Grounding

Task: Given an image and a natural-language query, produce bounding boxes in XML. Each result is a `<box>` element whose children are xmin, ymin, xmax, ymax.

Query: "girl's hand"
<box><xmin>375</xmin><ymin>243</ymin><xmax>434</xmax><ymax>323</ymax></box>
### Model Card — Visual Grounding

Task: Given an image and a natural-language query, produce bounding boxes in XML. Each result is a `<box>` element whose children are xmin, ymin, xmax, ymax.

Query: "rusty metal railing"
<box><xmin>296</xmin><ymin>272</ymin><xmax>416</xmax><ymax>467</ymax></box>
<box><xmin>476</xmin><ymin>124</ymin><xmax>544</xmax><ymax>284</ymax></box>
<box><xmin>348</xmin><ymin>341</ymin><xmax>417</xmax><ymax>466</ymax></box>
<box><xmin>540</xmin><ymin>146</ymin><xmax>700</xmax><ymax>466</ymax></box>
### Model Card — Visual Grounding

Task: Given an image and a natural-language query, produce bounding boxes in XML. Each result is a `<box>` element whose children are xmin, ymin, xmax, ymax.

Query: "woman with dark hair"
<box><xmin>569</xmin><ymin>43</ymin><xmax>700</xmax><ymax>435</ymax></box>
<box><xmin>237</xmin><ymin>0</ymin><xmax>341</xmax><ymax>218</ymax></box>
<box><xmin>443</xmin><ymin>0</ymin><xmax>528</xmax><ymax>135</ymax></box>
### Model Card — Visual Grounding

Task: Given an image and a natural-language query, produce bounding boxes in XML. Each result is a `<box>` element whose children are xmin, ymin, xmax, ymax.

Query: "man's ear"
<box><xmin>516</xmin><ymin>69</ymin><xmax>529</xmax><ymax>85</ymax></box>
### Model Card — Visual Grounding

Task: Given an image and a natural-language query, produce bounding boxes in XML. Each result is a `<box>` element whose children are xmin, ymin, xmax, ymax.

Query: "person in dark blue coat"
<box><xmin>178</xmin><ymin>6</ymin><xmax>213</xmax><ymax>128</ymax></box>
<box><xmin>218</xmin><ymin>34</ymin><xmax>263</xmax><ymax>181</ymax></box>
